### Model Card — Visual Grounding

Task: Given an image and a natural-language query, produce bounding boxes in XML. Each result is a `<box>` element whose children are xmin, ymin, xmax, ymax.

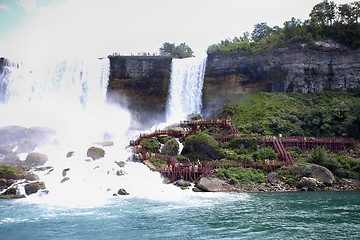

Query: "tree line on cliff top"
<box><xmin>207</xmin><ymin>0</ymin><xmax>360</xmax><ymax>55</ymax></box>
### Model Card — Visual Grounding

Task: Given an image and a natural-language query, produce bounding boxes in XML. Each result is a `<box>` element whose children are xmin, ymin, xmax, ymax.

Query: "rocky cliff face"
<box><xmin>107</xmin><ymin>56</ymin><xmax>172</xmax><ymax>127</ymax></box>
<box><xmin>202</xmin><ymin>43</ymin><xmax>360</xmax><ymax>117</ymax></box>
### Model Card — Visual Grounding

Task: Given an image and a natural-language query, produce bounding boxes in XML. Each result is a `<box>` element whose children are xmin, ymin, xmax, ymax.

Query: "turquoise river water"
<box><xmin>1</xmin><ymin>191</ymin><xmax>359</xmax><ymax>240</ymax></box>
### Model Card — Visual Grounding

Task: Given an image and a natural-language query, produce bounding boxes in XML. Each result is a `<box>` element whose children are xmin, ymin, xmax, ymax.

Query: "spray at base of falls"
<box><xmin>166</xmin><ymin>56</ymin><xmax>207</xmax><ymax>124</ymax></box>
<box><xmin>0</xmin><ymin>56</ymin><xmax>170</xmax><ymax>207</ymax></box>
<box><xmin>0</xmin><ymin>55</ymin><xmax>209</xmax><ymax>208</ymax></box>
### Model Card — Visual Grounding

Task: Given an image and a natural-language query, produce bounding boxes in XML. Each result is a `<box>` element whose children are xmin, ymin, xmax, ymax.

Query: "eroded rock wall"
<box><xmin>107</xmin><ymin>56</ymin><xmax>172</xmax><ymax>127</ymax></box>
<box><xmin>202</xmin><ymin>44</ymin><xmax>360</xmax><ymax>117</ymax></box>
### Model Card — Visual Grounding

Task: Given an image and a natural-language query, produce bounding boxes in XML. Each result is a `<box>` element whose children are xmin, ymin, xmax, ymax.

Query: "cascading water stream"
<box><xmin>0</xmin><ymin>57</ymin><xmax>191</xmax><ymax>207</ymax></box>
<box><xmin>0</xmin><ymin>55</ymin><xmax>211</xmax><ymax>207</ymax></box>
<box><xmin>166</xmin><ymin>56</ymin><xmax>207</xmax><ymax>123</ymax></box>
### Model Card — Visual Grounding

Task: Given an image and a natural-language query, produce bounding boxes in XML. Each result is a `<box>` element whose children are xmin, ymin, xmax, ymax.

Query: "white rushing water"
<box><xmin>166</xmin><ymin>56</ymin><xmax>207</xmax><ymax>123</ymax></box>
<box><xmin>0</xmin><ymin>57</ymin><xmax>134</xmax><ymax>207</ymax></box>
<box><xmin>0</xmin><ymin>55</ymin><xmax>210</xmax><ymax>208</ymax></box>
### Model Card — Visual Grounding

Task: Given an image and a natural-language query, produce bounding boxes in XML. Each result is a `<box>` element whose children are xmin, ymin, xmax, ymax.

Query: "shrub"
<box><xmin>176</xmin><ymin>155</ymin><xmax>188</xmax><ymax>162</ymax></box>
<box><xmin>182</xmin><ymin>132</ymin><xmax>223</xmax><ymax>160</ymax></box>
<box><xmin>161</xmin><ymin>139</ymin><xmax>179</xmax><ymax>156</ymax></box>
<box><xmin>252</xmin><ymin>146</ymin><xmax>278</xmax><ymax>161</ymax></box>
<box><xmin>0</xmin><ymin>165</ymin><xmax>22</xmax><ymax>174</ymax></box>
<box><xmin>308</xmin><ymin>147</ymin><xmax>340</xmax><ymax>171</ymax></box>
<box><xmin>149</xmin><ymin>158</ymin><xmax>167</xmax><ymax>168</ymax></box>
<box><xmin>228</xmin><ymin>137</ymin><xmax>259</xmax><ymax>151</ymax></box>
<box><xmin>140</xmin><ymin>138</ymin><xmax>160</xmax><ymax>153</ymax></box>
<box><xmin>215</xmin><ymin>167</ymin><xmax>266</xmax><ymax>184</ymax></box>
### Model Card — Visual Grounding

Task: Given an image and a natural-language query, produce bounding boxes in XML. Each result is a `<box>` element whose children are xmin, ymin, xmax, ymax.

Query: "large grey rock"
<box><xmin>0</xmin><ymin>145</ymin><xmax>13</xmax><ymax>155</ymax></box>
<box><xmin>15</xmin><ymin>139</ymin><xmax>37</xmax><ymax>154</ymax></box>
<box><xmin>87</xmin><ymin>146</ymin><xmax>105</xmax><ymax>160</ymax></box>
<box><xmin>25</xmin><ymin>181</ymin><xmax>46</xmax><ymax>195</ymax></box>
<box><xmin>298</xmin><ymin>177</ymin><xmax>324</xmax><ymax>191</ymax></box>
<box><xmin>175</xmin><ymin>179</ymin><xmax>191</xmax><ymax>187</ymax></box>
<box><xmin>309</xmin><ymin>164</ymin><xmax>335</xmax><ymax>185</ymax></box>
<box><xmin>24</xmin><ymin>152</ymin><xmax>48</xmax><ymax>168</ymax></box>
<box><xmin>196</xmin><ymin>177</ymin><xmax>235</xmax><ymax>192</ymax></box>
<box><xmin>25</xmin><ymin>173</ymin><xmax>40</xmax><ymax>181</ymax></box>
<box><xmin>117</xmin><ymin>188</ymin><xmax>129</xmax><ymax>195</ymax></box>
<box><xmin>116</xmin><ymin>161</ymin><xmax>126</xmax><ymax>168</ymax></box>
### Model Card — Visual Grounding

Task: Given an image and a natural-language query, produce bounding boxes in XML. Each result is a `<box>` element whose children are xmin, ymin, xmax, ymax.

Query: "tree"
<box><xmin>338</xmin><ymin>3</ymin><xmax>356</xmax><ymax>24</ymax></box>
<box><xmin>251</xmin><ymin>22</ymin><xmax>274</xmax><ymax>42</ymax></box>
<box><xmin>283</xmin><ymin>17</ymin><xmax>304</xmax><ymax>41</ymax></box>
<box><xmin>159</xmin><ymin>42</ymin><xmax>194</xmax><ymax>58</ymax></box>
<box><xmin>310</xmin><ymin>1</ymin><xmax>328</xmax><ymax>26</ymax></box>
<box><xmin>325</xmin><ymin>1</ymin><xmax>337</xmax><ymax>25</ymax></box>
<box><xmin>159</xmin><ymin>42</ymin><xmax>175</xmax><ymax>56</ymax></box>
<box><xmin>352</xmin><ymin>1</ymin><xmax>360</xmax><ymax>23</ymax></box>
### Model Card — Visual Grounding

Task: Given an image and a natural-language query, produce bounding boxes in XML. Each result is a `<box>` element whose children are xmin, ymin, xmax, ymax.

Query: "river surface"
<box><xmin>1</xmin><ymin>191</ymin><xmax>359</xmax><ymax>240</ymax></box>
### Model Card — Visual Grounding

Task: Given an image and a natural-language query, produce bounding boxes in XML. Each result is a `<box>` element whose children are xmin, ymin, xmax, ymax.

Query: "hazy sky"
<box><xmin>0</xmin><ymin>0</ymin><xmax>353</xmax><ymax>61</ymax></box>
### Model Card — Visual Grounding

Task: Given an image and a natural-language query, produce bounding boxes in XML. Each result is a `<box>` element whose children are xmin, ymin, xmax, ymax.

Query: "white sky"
<box><xmin>0</xmin><ymin>0</ymin><xmax>354</xmax><ymax>61</ymax></box>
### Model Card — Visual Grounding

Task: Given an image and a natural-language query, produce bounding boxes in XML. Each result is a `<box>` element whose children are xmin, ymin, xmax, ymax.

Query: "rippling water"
<box><xmin>1</xmin><ymin>191</ymin><xmax>359</xmax><ymax>239</ymax></box>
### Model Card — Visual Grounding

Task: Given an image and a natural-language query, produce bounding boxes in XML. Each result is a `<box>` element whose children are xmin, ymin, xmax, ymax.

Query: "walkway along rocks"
<box><xmin>130</xmin><ymin>120</ymin><xmax>355</xmax><ymax>183</ymax></box>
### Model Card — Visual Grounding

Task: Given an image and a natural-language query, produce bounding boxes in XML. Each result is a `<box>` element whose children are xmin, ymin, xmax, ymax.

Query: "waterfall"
<box><xmin>166</xmin><ymin>56</ymin><xmax>207</xmax><ymax>123</ymax></box>
<box><xmin>2</xmin><ymin>58</ymin><xmax>109</xmax><ymax>108</ymax></box>
<box><xmin>0</xmin><ymin>57</ymin><xmax>142</xmax><ymax>207</ymax></box>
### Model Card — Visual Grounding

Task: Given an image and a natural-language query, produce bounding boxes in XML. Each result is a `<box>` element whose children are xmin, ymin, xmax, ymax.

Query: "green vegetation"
<box><xmin>149</xmin><ymin>157</ymin><xmax>167</xmax><ymax>169</ymax></box>
<box><xmin>159</xmin><ymin>42</ymin><xmax>194</xmax><ymax>58</ymax></box>
<box><xmin>185</xmin><ymin>132</ymin><xmax>218</xmax><ymax>148</ymax></box>
<box><xmin>207</xmin><ymin>1</ymin><xmax>360</xmax><ymax>55</ymax></box>
<box><xmin>308</xmin><ymin>147</ymin><xmax>360</xmax><ymax>174</ymax></box>
<box><xmin>182</xmin><ymin>132</ymin><xmax>223</xmax><ymax>161</ymax></box>
<box><xmin>161</xmin><ymin>138</ymin><xmax>179</xmax><ymax>156</ymax></box>
<box><xmin>221</xmin><ymin>92</ymin><xmax>360</xmax><ymax>138</ymax></box>
<box><xmin>140</xmin><ymin>138</ymin><xmax>161</xmax><ymax>153</ymax></box>
<box><xmin>216</xmin><ymin>167</ymin><xmax>267</xmax><ymax>184</ymax></box>
<box><xmin>0</xmin><ymin>165</ymin><xmax>22</xmax><ymax>174</ymax></box>
<box><xmin>276</xmin><ymin>164</ymin><xmax>313</xmax><ymax>185</ymax></box>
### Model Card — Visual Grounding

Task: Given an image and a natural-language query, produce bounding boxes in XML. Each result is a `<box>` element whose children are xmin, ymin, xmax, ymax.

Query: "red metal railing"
<box><xmin>130</xmin><ymin>120</ymin><xmax>355</xmax><ymax>182</ymax></box>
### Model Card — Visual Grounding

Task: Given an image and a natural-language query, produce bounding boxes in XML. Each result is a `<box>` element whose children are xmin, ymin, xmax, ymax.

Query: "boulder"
<box><xmin>309</xmin><ymin>164</ymin><xmax>335</xmax><ymax>185</ymax></box>
<box><xmin>116</xmin><ymin>161</ymin><xmax>126</xmax><ymax>168</ymax></box>
<box><xmin>196</xmin><ymin>176</ymin><xmax>235</xmax><ymax>192</ymax></box>
<box><xmin>117</xmin><ymin>188</ymin><xmax>129</xmax><ymax>195</ymax></box>
<box><xmin>297</xmin><ymin>177</ymin><xmax>324</xmax><ymax>191</ymax></box>
<box><xmin>60</xmin><ymin>177</ymin><xmax>70</xmax><ymax>183</ymax></box>
<box><xmin>163</xmin><ymin>177</ymin><xmax>172</xmax><ymax>184</ymax></box>
<box><xmin>24</xmin><ymin>152</ymin><xmax>48</xmax><ymax>168</ymax></box>
<box><xmin>116</xmin><ymin>170</ymin><xmax>126</xmax><ymax>176</ymax></box>
<box><xmin>3</xmin><ymin>153</ymin><xmax>20</xmax><ymax>162</ymax></box>
<box><xmin>175</xmin><ymin>179</ymin><xmax>191</xmax><ymax>187</ymax></box>
<box><xmin>66</xmin><ymin>151</ymin><xmax>74</xmax><ymax>158</ymax></box>
<box><xmin>25</xmin><ymin>173</ymin><xmax>40</xmax><ymax>181</ymax></box>
<box><xmin>15</xmin><ymin>139</ymin><xmax>37</xmax><ymax>154</ymax></box>
<box><xmin>24</xmin><ymin>181</ymin><xmax>46</xmax><ymax>195</ymax></box>
<box><xmin>87</xmin><ymin>146</ymin><xmax>105</xmax><ymax>160</ymax></box>
<box><xmin>0</xmin><ymin>145</ymin><xmax>13</xmax><ymax>155</ymax></box>
<box><xmin>62</xmin><ymin>168</ymin><xmax>70</xmax><ymax>177</ymax></box>
<box><xmin>3</xmin><ymin>186</ymin><xmax>19</xmax><ymax>195</ymax></box>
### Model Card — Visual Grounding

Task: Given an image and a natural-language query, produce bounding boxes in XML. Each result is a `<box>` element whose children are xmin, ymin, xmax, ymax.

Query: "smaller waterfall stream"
<box><xmin>166</xmin><ymin>56</ymin><xmax>207</xmax><ymax>123</ymax></box>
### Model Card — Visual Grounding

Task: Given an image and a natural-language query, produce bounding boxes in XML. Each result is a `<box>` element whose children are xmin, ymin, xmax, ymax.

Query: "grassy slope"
<box><xmin>223</xmin><ymin>91</ymin><xmax>360</xmax><ymax>137</ymax></box>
